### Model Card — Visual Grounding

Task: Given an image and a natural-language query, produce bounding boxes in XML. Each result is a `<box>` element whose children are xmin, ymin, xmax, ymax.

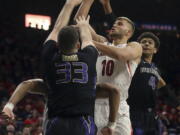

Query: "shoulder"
<box><xmin>82</xmin><ymin>45</ymin><xmax>98</xmax><ymax>54</ymax></box>
<box><xmin>127</xmin><ymin>41</ymin><xmax>142</xmax><ymax>62</ymax></box>
<box><xmin>43</xmin><ymin>40</ymin><xmax>57</xmax><ymax>48</ymax></box>
<box><xmin>127</xmin><ymin>41</ymin><xmax>142</xmax><ymax>49</ymax></box>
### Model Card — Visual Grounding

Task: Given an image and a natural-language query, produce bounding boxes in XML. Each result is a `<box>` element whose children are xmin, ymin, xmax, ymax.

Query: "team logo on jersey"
<box><xmin>140</xmin><ymin>67</ymin><xmax>160</xmax><ymax>79</ymax></box>
<box><xmin>148</xmin><ymin>76</ymin><xmax>156</xmax><ymax>90</ymax></box>
<box><xmin>62</xmin><ymin>54</ymin><xmax>78</xmax><ymax>61</ymax></box>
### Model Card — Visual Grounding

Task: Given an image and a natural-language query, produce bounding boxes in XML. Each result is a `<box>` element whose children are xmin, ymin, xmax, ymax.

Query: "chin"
<box><xmin>143</xmin><ymin>53</ymin><xmax>152</xmax><ymax>57</ymax></box>
<box><xmin>110</xmin><ymin>33</ymin><xmax>121</xmax><ymax>39</ymax></box>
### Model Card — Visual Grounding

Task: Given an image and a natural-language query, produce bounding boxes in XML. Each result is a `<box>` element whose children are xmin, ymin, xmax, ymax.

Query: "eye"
<box><xmin>141</xmin><ymin>40</ymin><xmax>146</xmax><ymax>44</ymax></box>
<box><xmin>148</xmin><ymin>41</ymin><xmax>151</xmax><ymax>44</ymax></box>
<box><xmin>118</xmin><ymin>22</ymin><xmax>123</xmax><ymax>26</ymax></box>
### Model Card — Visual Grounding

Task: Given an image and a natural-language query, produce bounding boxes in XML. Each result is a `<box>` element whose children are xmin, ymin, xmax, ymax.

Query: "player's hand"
<box><xmin>101</xmin><ymin>127</ymin><xmax>113</xmax><ymax>135</ymax></box>
<box><xmin>1</xmin><ymin>106</ymin><xmax>15</xmax><ymax>120</ymax></box>
<box><xmin>76</xmin><ymin>15</ymin><xmax>90</xmax><ymax>26</ymax></box>
<box><xmin>66</xmin><ymin>0</ymin><xmax>82</xmax><ymax>7</ymax></box>
<box><xmin>99</xmin><ymin>0</ymin><xmax>110</xmax><ymax>5</ymax></box>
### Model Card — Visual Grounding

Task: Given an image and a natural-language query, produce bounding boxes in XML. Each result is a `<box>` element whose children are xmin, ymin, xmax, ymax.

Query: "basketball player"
<box><xmin>127</xmin><ymin>32</ymin><xmax>179</xmax><ymax>135</ymax></box>
<box><xmin>1</xmin><ymin>79</ymin><xmax>120</xmax><ymax>134</ymax></box>
<box><xmin>73</xmin><ymin>0</ymin><xmax>142</xmax><ymax>135</ymax></box>
<box><xmin>1</xmin><ymin>19</ymin><xmax>120</xmax><ymax>133</ymax></box>
<box><xmin>1</xmin><ymin>1</ymin><xmax>120</xmax><ymax>135</ymax></box>
<box><xmin>44</xmin><ymin>14</ymin><xmax>98</xmax><ymax>135</ymax></box>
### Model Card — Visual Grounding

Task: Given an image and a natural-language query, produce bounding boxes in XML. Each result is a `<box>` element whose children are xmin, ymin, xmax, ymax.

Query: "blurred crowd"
<box><xmin>0</xmin><ymin>20</ymin><xmax>179</xmax><ymax>135</ymax></box>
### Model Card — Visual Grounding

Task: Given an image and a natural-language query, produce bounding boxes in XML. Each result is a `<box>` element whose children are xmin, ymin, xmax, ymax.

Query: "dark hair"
<box><xmin>58</xmin><ymin>26</ymin><xmax>79</xmax><ymax>51</ymax></box>
<box><xmin>137</xmin><ymin>32</ymin><xmax>160</xmax><ymax>49</ymax></box>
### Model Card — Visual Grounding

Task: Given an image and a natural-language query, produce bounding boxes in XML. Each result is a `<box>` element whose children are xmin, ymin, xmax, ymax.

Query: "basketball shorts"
<box><xmin>45</xmin><ymin>115</ymin><xmax>97</xmax><ymax>135</ymax></box>
<box><xmin>95</xmin><ymin>100</ymin><xmax>132</xmax><ymax>135</ymax></box>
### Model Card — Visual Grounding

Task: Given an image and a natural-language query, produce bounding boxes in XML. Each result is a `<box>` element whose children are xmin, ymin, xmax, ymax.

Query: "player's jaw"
<box><xmin>109</xmin><ymin>26</ymin><xmax>125</xmax><ymax>39</ymax></box>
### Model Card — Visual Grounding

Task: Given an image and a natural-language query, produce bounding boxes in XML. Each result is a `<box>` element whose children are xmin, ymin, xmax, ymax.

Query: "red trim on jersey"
<box><xmin>131</xmin><ymin>126</ymin><xmax>134</xmax><ymax>135</ymax></box>
<box><xmin>127</xmin><ymin>61</ymin><xmax>132</xmax><ymax>77</ymax></box>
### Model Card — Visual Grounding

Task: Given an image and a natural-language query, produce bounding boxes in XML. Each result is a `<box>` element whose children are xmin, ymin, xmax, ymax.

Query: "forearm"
<box><xmin>46</xmin><ymin>2</ymin><xmax>77</xmax><ymax>42</ymax></box>
<box><xmin>8</xmin><ymin>81</ymin><xmax>32</xmax><ymax>105</ymax></box>
<box><xmin>102</xmin><ymin>1</ymin><xmax>112</xmax><ymax>14</ymax></box>
<box><xmin>108</xmin><ymin>88</ymin><xmax>120</xmax><ymax>122</ymax></box>
<box><xmin>96</xmin><ymin>83</ymin><xmax>120</xmax><ymax>122</ymax></box>
<box><xmin>94</xmin><ymin>41</ymin><xmax>142</xmax><ymax>61</ymax></box>
<box><xmin>93</xmin><ymin>41</ymin><xmax>123</xmax><ymax>61</ymax></box>
<box><xmin>79</xmin><ymin>24</ymin><xmax>93</xmax><ymax>48</ymax></box>
<box><xmin>53</xmin><ymin>3</ymin><xmax>75</xmax><ymax>31</ymax></box>
<box><xmin>88</xmin><ymin>25</ymin><xmax>107</xmax><ymax>42</ymax></box>
<box><xmin>74</xmin><ymin>0</ymin><xmax>94</xmax><ymax>21</ymax></box>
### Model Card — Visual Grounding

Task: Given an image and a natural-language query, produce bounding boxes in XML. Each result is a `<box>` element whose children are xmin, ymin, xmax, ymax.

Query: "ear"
<box><xmin>153</xmin><ymin>48</ymin><xmax>158</xmax><ymax>54</ymax></box>
<box><xmin>127</xmin><ymin>30</ymin><xmax>132</xmax><ymax>38</ymax></box>
<box><xmin>76</xmin><ymin>41</ymin><xmax>81</xmax><ymax>49</ymax></box>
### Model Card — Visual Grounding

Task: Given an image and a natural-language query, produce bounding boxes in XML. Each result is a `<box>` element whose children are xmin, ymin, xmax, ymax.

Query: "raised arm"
<box><xmin>74</xmin><ymin>0</ymin><xmax>107</xmax><ymax>43</ymax></box>
<box><xmin>96</xmin><ymin>83</ymin><xmax>120</xmax><ymax>134</ymax></box>
<box><xmin>94</xmin><ymin>41</ymin><xmax>142</xmax><ymax>62</ymax></box>
<box><xmin>99</xmin><ymin>0</ymin><xmax>112</xmax><ymax>15</ymax></box>
<box><xmin>45</xmin><ymin>0</ymin><xmax>82</xmax><ymax>42</ymax></box>
<box><xmin>76</xmin><ymin>16</ymin><xmax>94</xmax><ymax>49</ymax></box>
<box><xmin>1</xmin><ymin>79</ymin><xmax>48</xmax><ymax>120</ymax></box>
<box><xmin>99</xmin><ymin>0</ymin><xmax>116</xmax><ymax>29</ymax></box>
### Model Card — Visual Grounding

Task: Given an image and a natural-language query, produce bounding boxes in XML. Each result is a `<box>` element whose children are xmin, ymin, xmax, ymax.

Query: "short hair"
<box><xmin>58</xmin><ymin>26</ymin><xmax>79</xmax><ymax>51</ymax></box>
<box><xmin>116</xmin><ymin>17</ymin><xmax>135</xmax><ymax>36</ymax></box>
<box><xmin>137</xmin><ymin>32</ymin><xmax>160</xmax><ymax>49</ymax></box>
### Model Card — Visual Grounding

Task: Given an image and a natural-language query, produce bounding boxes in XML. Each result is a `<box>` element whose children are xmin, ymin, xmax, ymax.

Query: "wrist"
<box><xmin>106</xmin><ymin>121</ymin><xmax>117</xmax><ymax>130</ymax></box>
<box><xmin>4</xmin><ymin>102</ymin><xmax>14</xmax><ymax>111</ymax></box>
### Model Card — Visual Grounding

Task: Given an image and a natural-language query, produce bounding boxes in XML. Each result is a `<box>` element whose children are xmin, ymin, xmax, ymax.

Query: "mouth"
<box><xmin>143</xmin><ymin>48</ymin><xmax>150</xmax><ymax>51</ymax></box>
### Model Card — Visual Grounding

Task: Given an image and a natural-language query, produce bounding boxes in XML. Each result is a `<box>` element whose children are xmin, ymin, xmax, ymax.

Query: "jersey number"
<box><xmin>102</xmin><ymin>60</ymin><xmax>114</xmax><ymax>76</ymax></box>
<box><xmin>56</xmin><ymin>62</ymin><xmax>88</xmax><ymax>84</ymax></box>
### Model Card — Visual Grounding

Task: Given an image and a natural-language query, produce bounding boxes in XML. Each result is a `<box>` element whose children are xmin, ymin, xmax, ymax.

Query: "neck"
<box><xmin>62</xmin><ymin>49</ymin><xmax>78</xmax><ymax>54</ymax></box>
<box><xmin>112</xmin><ymin>37</ymin><xmax>128</xmax><ymax>46</ymax></box>
<box><xmin>142</xmin><ymin>54</ymin><xmax>153</xmax><ymax>63</ymax></box>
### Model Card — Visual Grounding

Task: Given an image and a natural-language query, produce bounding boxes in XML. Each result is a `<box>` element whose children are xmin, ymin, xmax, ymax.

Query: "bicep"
<box><xmin>27</xmin><ymin>79</ymin><xmax>48</xmax><ymax>96</ymax></box>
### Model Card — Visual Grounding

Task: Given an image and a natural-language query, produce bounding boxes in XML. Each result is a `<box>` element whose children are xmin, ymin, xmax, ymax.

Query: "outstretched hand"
<box><xmin>1</xmin><ymin>106</ymin><xmax>15</xmax><ymax>121</ymax></box>
<box><xmin>76</xmin><ymin>15</ymin><xmax>90</xmax><ymax>26</ymax></box>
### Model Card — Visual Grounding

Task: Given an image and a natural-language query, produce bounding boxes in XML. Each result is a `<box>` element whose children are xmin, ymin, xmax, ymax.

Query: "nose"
<box><xmin>144</xmin><ymin>42</ymin><xmax>149</xmax><ymax>46</ymax></box>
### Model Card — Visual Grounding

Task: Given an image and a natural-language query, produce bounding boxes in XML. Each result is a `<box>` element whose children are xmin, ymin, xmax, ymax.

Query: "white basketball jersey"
<box><xmin>96</xmin><ymin>43</ymin><xmax>138</xmax><ymax>102</ymax></box>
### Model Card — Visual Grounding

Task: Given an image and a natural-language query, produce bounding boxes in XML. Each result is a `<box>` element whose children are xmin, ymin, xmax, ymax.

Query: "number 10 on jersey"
<box><xmin>102</xmin><ymin>60</ymin><xmax>114</xmax><ymax>76</ymax></box>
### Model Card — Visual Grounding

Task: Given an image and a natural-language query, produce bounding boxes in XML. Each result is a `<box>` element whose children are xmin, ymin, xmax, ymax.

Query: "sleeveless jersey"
<box><xmin>96</xmin><ymin>43</ymin><xmax>138</xmax><ymax>100</ymax></box>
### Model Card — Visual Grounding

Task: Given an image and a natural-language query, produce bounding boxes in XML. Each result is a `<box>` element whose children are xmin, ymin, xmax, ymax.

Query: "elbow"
<box><xmin>114</xmin><ymin>88</ymin><xmax>120</xmax><ymax>96</ymax></box>
<box><xmin>21</xmin><ymin>80</ymin><xmax>32</xmax><ymax>86</ymax></box>
<box><xmin>110</xmin><ymin>86</ymin><xmax>120</xmax><ymax>97</ymax></box>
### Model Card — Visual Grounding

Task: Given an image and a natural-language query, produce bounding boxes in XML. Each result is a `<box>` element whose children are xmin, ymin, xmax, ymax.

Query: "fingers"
<box><xmin>1</xmin><ymin>107</ymin><xmax>15</xmax><ymax>120</ymax></box>
<box><xmin>0</xmin><ymin>112</ymin><xmax>15</xmax><ymax>123</ymax></box>
<box><xmin>75</xmin><ymin>15</ymin><xmax>90</xmax><ymax>24</ymax></box>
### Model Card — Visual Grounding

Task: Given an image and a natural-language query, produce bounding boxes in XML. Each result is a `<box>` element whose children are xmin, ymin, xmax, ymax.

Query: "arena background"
<box><xmin>0</xmin><ymin>0</ymin><xmax>179</xmax><ymax>134</ymax></box>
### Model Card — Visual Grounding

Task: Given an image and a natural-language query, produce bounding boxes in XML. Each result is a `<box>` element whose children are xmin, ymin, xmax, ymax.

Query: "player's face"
<box><xmin>140</xmin><ymin>37</ymin><xmax>157</xmax><ymax>55</ymax></box>
<box><xmin>110</xmin><ymin>19</ymin><xmax>130</xmax><ymax>39</ymax></box>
